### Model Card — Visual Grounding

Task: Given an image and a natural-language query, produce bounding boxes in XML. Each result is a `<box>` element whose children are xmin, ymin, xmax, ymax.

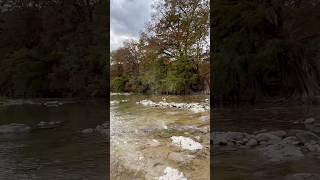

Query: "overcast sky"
<box><xmin>110</xmin><ymin>0</ymin><xmax>155</xmax><ymax>51</ymax></box>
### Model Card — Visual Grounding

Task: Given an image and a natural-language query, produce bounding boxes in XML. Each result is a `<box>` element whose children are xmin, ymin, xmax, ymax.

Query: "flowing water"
<box><xmin>0</xmin><ymin>99</ymin><xmax>108</xmax><ymax>180</ymax></box>
<box><xmin>213</xmin><ymin>104</ymin><xmax>320</xmax><ymax>180</ymax></box>
<box><xmin>110</xmin><ymin>94</ymin><xmax>210</xmax><ymax>180</ymax></box>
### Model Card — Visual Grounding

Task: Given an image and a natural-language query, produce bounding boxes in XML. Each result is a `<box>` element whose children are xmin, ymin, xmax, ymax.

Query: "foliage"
<box><xmin>0</xmin><ymin>0</ymin><xmax>107</xmax><ymax>98</ymax></box>
<box><xmin>212</xmin><ymin>0</ymin><xmax>320</xmax><ymax>101</ymax></box>
<box><xmin>110</xmin><ymin>0</ymin><xmax>210</xmax><ymax>95</ymax></box>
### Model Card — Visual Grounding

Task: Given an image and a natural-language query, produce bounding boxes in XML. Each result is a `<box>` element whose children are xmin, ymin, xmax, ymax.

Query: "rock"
<box><xmin>0</xmin><ymin>123</ymin><xmax>31</xmax><ymax>134</ymax></box>
<box><xmin>211</xmin><ymin>132</ymin><xmax>228</xmax><ymax>146</ymax></box>
<box><xmin>36</xmin><ymin>121</ymin><xmax>63</xmax><ymax>129</ymax></box>
<box><xmin>95</xmin><ymin>124</ymin><xmax>109</xmax><ymax>136</ymax></box>
<box><xmin>305</xmin><ymin>141</ymin><xmax>320</xmax><ymax>152</ymax></box>
<box><xmin>81</xmin><ymin>128</ymin><xmax>93</xmax><ymax>134</ymax></box>
<box><xmin>296</xmin><ymin>131</ymin><xmax>320</xmax><ymax>144</ymax></box>
<box><xmin>304</xmin><ymin>118</ymin><xmax>320</xmax><ymax>134</ymax></box>
<box><xmin>170</xmin><ymin>136</ymin><xmax>203</xmax><ymax>151</ymax></box>
<box><xmin>268</xmin><ymin>130</ymin><xmax>287</xmax><ymax>138</ymax></box>
<box><xmin>167</xmin><ymin>124</ymin><xmax>204</xmax><ymax>133</ymax></box>
<box><xmin>226</xmin><ymin>132</ymin><xmax>247</xmax><ymax>142</ymax></box>
<box><xmin>256</xmin><ymin>133</ymin><xmax>282</xmax><ymax>145</ymax></box>
<box><xmin>43</xmin><ymin>101</ymin><xmax>63</xmax><ymax>107</ymax></box>
<box><xmin>110</xmin><ymin>100</ymin><xmax>120</xmax><ymax>104</ymax></box>
<box><xmin>211</xmin><ymin>132</ymin><xmax>249</xmax><ymax>146</ymax></box>
<box><xmin>247</xmin><ymin>138</ymin><xmax>258</xmax><ymax>147</ymax></box>
<box><xmin>168</xmin><ymin>152</ymin><xmax>195</xmax><ymax>163</ymax></box>
<box><xmin>147</xmin><ymin>139</ymin><xmax>161</xmax><ymax>147</ymax></box>
<box><xmin>282</xmin><ymin>136</ymin><xmax>301</xmax><ymax>145</ymax></box>
<box><xmin>259</xmin><ymin>142</ymin><xmax>304</xmax><ymax>162</ymax></box>
<box><xmin>199</xmin><ymin>126</ymin><xmax>209</xmax><ymax>133</ymax></box>
<box><xmin>136</xmin><ymin>99</ymin><xmax>209</xmax><ymax>113</ymax></box>
<box><xmin>305</xmin><ymin>118</ymin><xmax>316</xmax><ymax>124</ymax></box>
<box><xmin>285</xmin><ymin>173</ymin><xmax>320</xmax><ymax>180</ymax></box>
<box><xmin>158</xmin><ymin>167</ymin><xmax>187</xmax><ymax>180</ymax></box>
<box><xmin>199</xmin><ymin>115</ymin><xmax>209</xmax><ymax>122</ymax></box>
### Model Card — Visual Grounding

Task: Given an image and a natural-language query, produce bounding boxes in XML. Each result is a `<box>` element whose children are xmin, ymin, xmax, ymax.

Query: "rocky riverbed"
<box><xmin>0</xmin><ymin>99</ymin><xmax>108</xmax><ymax>179</ymax></box>
<box><xmin>212</xmin><ymin>118</ymin><xmax>320</xmax><ymax>162</ymax></box>
<box><xmin>213</xmin><ymin>105</ymin><xmax>320</xmax><ymax>180</ymax></box>
<box><xmin>110</xmin><ymin>94</ymin><xmax>210</xmax><ymax>180</ymax></box>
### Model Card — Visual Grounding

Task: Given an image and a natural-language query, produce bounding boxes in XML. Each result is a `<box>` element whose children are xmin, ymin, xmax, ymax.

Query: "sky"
<box><xmin>110</xmin><ymin>0</ymin><xmax>156</xmax><ymax>51</ymax></box>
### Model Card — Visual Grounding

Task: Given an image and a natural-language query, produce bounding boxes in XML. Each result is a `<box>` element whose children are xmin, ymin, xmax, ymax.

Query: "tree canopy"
<box><xmin>0</xmin><ymin>0</ymin><xmax>107</xmax><ymax>97</ymax></box>
<box><xmin>212</xmin><ymin>0</ymin><xmax>320</xmax><ymax>102</ymax></box>
<box><xmin>110</xmin><ymin>0</ymin><xmax>210</xmax><ymax>95</ymax></box>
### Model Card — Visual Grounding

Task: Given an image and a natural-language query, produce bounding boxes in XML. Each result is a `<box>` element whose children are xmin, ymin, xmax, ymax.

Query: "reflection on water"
<box><xmin>213</xmin><ymin>104</ymin><xmax>320</xmax><ymax>180</ymax></box>
<box><xmin>0</xmin><ymin>100</ymin><xmax>107</xmax><ymax>180</ymax></box>
<box><xmin>110</xmin><ymin>94</ymin><xmax>210</xmax><ymax>179</ymax></box>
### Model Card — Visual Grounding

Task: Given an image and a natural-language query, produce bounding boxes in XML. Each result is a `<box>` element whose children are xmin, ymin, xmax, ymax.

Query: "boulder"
<box><xmin>247</xmin><ymin>138</ymin><xmax>258</xmax><ymax>147</ymax></box>
<box><xmin>256</xmin><ymin>133</ymin><xmax>282</xmax><ymax>145</ymax></box>
<box><xmin>268</xmin><ymin>130</ymin><xmax>287</xmax><ymax>138</ymax></box>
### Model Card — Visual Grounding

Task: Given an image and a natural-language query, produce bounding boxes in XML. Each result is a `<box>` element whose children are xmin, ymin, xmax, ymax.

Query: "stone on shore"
<box><xmin>136</xmin><ymin>99</ymin><xmax>209</xmax><ymax>113</ymax></box>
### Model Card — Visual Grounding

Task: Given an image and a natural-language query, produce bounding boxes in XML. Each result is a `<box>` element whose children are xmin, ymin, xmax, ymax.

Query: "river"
<box><xmin>213</xmin><ymin>104</ymin><xmax>320</xmax><ymax>180</ymax></box>
<box><xmin>110</xmin><ymin>94</ymin><xmax>210</xmax><ymax>179</ymax></box>
<box><xmin>0</xmin><ymin>99</ymin><xmax>108</xmax><ymax>180</ymax></box>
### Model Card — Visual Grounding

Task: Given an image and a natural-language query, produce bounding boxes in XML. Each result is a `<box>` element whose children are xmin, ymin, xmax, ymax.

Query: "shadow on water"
<box><xmin>0</xmin><ymin>99</ymin><xmax>108</xmax><ymax>180</ymax></box>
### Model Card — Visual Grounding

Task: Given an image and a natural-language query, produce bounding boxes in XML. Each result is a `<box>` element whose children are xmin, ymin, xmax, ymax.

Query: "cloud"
<box><xmin>110</xmin><ymin>0</ymin><xmax>155</xmax><ymax>51</ymax></box>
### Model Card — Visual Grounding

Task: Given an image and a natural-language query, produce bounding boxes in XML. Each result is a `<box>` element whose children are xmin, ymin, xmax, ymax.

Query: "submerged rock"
<box><xmin>110</xmin><ymin>100</ymin><xmax>120</xmax><ymax>104</ymax></box>
<box><xmin>158</xmin><ymin>167</ymin><xmax>187</xmax><ymax>180</ymax></box>
<box><xmin>36</xmin><ymin>121</ymin><xmax>63</xmax><ymax>129</ymax></box>
<box><xmin>259</xmin><ymin>142</ymin><xmax>304</xmax><ymax>162</ymax></box>
<box><xmin>0</xmin><ymin>123</ymin><xmax>31</xmax><ymax>134</ymax></box>
<box><xmin>146</xmin><ymin>139</ymin><xmax>161</xmax><ymax>147</ymax></box>
<box><xmin>170</xmin><ymin>136</ymin><xmax>203</xmax><ymax>151</ymax></box>
<box><xmin>255</xmin><ymin>133</ymin><xmax>282</xmax><ymax>146</ymax></box>
<box><xmin>96</xmin><ymin>122</ymin><xmax>109</xmax><ymax>136</ymax></box>
<box><xmin>81</xmin><ymin>128</ymin><xmax>94</xmax><ymax>134</ymax></box>
<box><xmin>285</xmin><ymin>173</ymin><xmax>320</xmax><ymax>180</ymax></box>
<box><xmin>168</xmin><ymin>152</ymin><xmax>195</xmax><ymax>163</ymax></box>
<box><xmin>304</xmin><ymin>118</ymin><xmax>320</xmax><ymax>134</ymax></box>
<box><xmin>43</xmin><ymin>101</ymin><xmax>63</xmax><ymax>107</ymax></box>
<box><xmin>296</xmin><ymin>131</ymin><xmax>320</xmax><ymax>144</ymax></box>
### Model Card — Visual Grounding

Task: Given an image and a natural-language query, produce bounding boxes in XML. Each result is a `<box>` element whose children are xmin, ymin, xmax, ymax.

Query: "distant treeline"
<box><xmin>213</xmin><ymin>0</ymin><xmax>320</xmax><ymax>103</ymax></box>
<box><xmin>110</xmin><ymin>0</ymin><xmax>210</xmax><ymax>95</ymax></box>
<box><xmin>0</xmin><ymin>0</ymin><xmax>107</xmax><ymax>98</ymax></box>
